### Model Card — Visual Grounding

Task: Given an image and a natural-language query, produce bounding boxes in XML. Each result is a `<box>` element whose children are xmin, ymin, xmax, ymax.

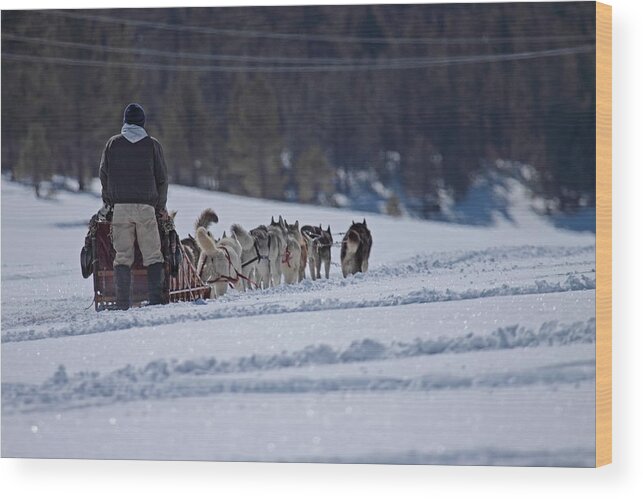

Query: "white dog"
<box><xmin>281</xmin><ymin>218</ymin><xmax>302</xmax><ymax>285</ymax></box>
<box><xmin>230</xmin><ymin>223</ymin><xmax>259</xmax><ymax>291</ymax></box>
<box><xmin>195</xmin><ymin>227</ymin><xmax>243</xmax><ymax>298</ymax></box>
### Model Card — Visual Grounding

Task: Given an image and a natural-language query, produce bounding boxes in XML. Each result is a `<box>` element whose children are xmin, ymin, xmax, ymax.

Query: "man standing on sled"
<box><xmin>99</xmin><ymin>103</ymin><xmax>169</xmax><ymax>310</ymax></box>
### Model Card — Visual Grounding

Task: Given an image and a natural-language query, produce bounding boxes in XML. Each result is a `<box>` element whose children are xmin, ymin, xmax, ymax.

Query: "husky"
<box><xmin>195</xmin><ymin>226</ymin><xmax>243</xmax><ymax>298</ymax></box>
<box><xmin>181</xmin><ymin>208</ymin><xmax>218</xmax><ymax>267</ymax></box>
<box><xmin>302</xmin><ymin>224</ymin><xmax>333</xmax><ymax>280</ymax></box>
<box><xmin>282</xmin><ymin>219</ymin><xmax>303</xmax><ymax>284</ymax></box>
<box><xmin>230</xmin><ymin>223</ymin><xmax>263</xmax><ymax>291</ymax></box>
<box><xmin>250</xmin><ymin>225</ymin><xmax>271</xmax><ymax>289</ymax></box>
<box><xmin>268</xmin><ymin>216</ymin><xmax>301</xmax><ymax>285</ymax></box>
<box><xmin>266</xmin><ymin>217</ymin><xmax>286</xmax><ymax>287</ymax></box>
<box><xmin>286</xmin><ymin>219</ymin><xmax>307</xmax><ymax>282</ymax></box>
<box><xmin>340</xmin><ymin>219</ymin><xmax>372</xmax><ymax>278</ymax></box>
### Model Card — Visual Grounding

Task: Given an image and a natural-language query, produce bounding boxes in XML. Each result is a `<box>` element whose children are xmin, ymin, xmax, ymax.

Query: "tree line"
<box><xmin>1</xmin><ymin>3</ymin><xmax>596</xmax><ymax>215</ymax></box>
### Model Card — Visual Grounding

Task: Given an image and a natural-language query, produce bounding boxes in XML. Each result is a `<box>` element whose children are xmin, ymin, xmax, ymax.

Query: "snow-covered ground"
<box><xmin>1</xmin><ymin>177</ymin><xmax>596</xmax><ymax>466</ymax></box>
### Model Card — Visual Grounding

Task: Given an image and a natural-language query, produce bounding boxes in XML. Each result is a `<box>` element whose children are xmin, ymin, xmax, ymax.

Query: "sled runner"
<box><xmin>85</xmin><ymin>219</ymin><xmax>211</xmax><ymax>311</ymax></box>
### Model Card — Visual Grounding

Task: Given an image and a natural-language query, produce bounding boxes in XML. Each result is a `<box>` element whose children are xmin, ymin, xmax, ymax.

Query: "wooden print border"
<box><xmin>596</xmin><ymin>1</ymin><xmax>612</xmax><ymax>467</ymax></box>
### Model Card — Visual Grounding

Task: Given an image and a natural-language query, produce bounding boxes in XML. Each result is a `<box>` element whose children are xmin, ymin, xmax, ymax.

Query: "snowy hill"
<box><xmin>1</xmin><ymin>178</ymin><xmax>596</xmax><ymax>465</ymax></box>
<box><xmin>328</xmin><ymin>161</ymin><xmax>595</xmax><ymax>232</ymax></box>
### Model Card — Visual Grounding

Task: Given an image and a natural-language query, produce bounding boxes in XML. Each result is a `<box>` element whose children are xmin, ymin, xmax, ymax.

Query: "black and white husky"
<box><xmin>301</xmin><ymin>224</ymin><xmax>333</xmax><ymax>280</ymax></box>
<box><xmin>340</xmin><ymin>219</ymin><xmax>372</xmax><ymax>278</ymax></box>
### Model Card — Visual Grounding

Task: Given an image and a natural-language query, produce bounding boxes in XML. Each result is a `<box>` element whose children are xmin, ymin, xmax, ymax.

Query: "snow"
<box><xmin>1</xmin><ymin>177</ymin><xmax>596</xmax><ymax>466</ymax></box>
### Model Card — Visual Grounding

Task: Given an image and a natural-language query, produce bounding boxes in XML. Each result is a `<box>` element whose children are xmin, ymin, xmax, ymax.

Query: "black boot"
<box><xmin>147</xmin><ymin>262</ymin><xmax>165</xmax><ymax>306</ymax></box>
<box><xmin>114</xmin><ymin>265</ymin><xmax>131</xmax><ymax>310</ymax></box>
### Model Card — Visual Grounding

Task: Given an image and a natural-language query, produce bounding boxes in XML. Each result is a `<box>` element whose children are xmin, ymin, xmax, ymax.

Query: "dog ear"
<box><xmin>278</xmin><ymin>215</ymin><xmax>284</xmax><ymax>224</ymax></box>
<box><xmin>363</xmin><ymin>218</ymin><xmax>367</xmax><ymax>226</ymax></box>
<box><xmin>352</xmin><ymin>220</ymin><xmax>355</xmax><ymax>225</ymax></box>
<box><xmin>294</xmin><ymin>221</ymin><xmax>299</xmax><ymax>230</ymax></box>
<box><xmin>271</xmin><ymin>216</ymin><xmax>275</xmax><ymax>224</ymax></box>
<box><xmin>327</xmin><ymin>225</ymin><xmax>331</xmax><ymax>233</ymax></box>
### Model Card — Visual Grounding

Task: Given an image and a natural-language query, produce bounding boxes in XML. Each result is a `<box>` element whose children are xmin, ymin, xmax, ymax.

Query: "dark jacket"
<box><xmin>99</xmin><ymin>133</ymin><xmax>168</xmax><ymax>211</ymax></box>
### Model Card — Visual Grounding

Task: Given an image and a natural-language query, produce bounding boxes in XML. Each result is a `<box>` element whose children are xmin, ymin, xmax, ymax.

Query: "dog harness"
<box><xmin>199</xmin><ymin>246</ymin><xmax>257</xmax><ymax>289</ymax></box>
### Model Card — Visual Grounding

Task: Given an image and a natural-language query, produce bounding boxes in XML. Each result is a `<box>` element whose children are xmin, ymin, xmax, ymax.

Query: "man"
<box><xmin>99</xmin><ymin>103</ymin><xmax>168</xmax><ymax>310</ymax></box>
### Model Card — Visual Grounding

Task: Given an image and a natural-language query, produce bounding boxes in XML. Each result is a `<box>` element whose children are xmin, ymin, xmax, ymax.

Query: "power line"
<box><xmin>6</xmin><ymin>32</ymin><xmax>580</xmax><ymax>66</ymax></box>
<box><xmin>1</xmin><ymin>45</ymin><xmax>594</xmax><ymax>73</ymax></box>
<box><xmin>1</xmin><ymin>33</ymin><xmax>376</xmax><ymax>65</ymax></box>
<box><xmin>46</xmin><ymin>9</ymin><xmax>596</xmax><ymax>46</ymax></box>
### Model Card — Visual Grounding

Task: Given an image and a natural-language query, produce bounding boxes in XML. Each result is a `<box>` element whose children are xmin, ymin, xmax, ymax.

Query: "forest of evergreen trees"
<box><xmin>1</xmin><ymin>3</ymin><xmax>596</xmax><ymax>215</ymax></box>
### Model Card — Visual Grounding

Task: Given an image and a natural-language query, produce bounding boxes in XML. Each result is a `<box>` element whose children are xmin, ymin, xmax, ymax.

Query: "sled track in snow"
<box><xmin>2</xmin><ymin>318</ymin><xmax>595</xmax><ymax>413</ymax></box>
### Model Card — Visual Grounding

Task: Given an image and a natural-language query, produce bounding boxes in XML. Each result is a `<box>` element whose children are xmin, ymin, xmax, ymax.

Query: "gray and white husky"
<box><xmin>301</xmin><ymin>224</ymin><xmax>333</xmax><ymax>280</ymax></box>
<box><xmin>250</xmin><ymin>225</ymin><xmax>271</xmax><ymax>289</ymax></box>
<box><xmin>230</xmin><ymin>223</ymin><xmax>272</xmax><ymax>291</ymax></box>
<box><xmin>267</xmin><ymin>217</ymin><xmax>286</xmax><ymax>287</ymax></box>
<box><xmin>286</xmin><ymin>219</ymin><xmax>306</xmax><ymax>282</ymax></box>
<box><xmin>195</xmin><ymin>226</ymin><xmax>243</xmax><ymax>298</ymax></box>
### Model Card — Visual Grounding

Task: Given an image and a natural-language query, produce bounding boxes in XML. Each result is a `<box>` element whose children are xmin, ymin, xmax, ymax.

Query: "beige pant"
<box><xmin>112</xmin><ymin>204</ymin><xmax>164</xmax><ymax>267</ymax></box>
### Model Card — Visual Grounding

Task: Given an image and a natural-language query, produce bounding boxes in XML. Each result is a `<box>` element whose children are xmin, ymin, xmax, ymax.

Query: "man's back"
<box><xmin>100</xmin><ymin>131</ymin><xmax>167</xmax><ymax>211</ymax></box>
<box><xmin>103</xmin><ymin>134</ymin><xmax>157</xmax><ymax>207</ymax></box>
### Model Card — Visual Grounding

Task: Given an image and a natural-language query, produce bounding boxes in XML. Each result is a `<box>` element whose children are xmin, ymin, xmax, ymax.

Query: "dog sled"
<box><xmin>81</xmin><ymin>213</ymin><xmax>211</xmax><ymax>311</ymax></box>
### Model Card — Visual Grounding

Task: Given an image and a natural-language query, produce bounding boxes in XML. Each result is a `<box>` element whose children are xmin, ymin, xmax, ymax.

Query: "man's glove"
<box><xmin>156</xmin><ymin>208</ymin><xmax>170</xmax><ymax>221</ymax></box>
<box><xmin>97</xmin><ymin>203</ymin><xmax>112</xmax><ymax>220</ymax></box>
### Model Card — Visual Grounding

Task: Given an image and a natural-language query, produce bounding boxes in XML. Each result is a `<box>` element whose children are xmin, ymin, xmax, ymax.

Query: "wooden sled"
<box><xmin>92</xmin><ymin>220</ymin><xmax>210</xmax><ymax>311</ymax></box>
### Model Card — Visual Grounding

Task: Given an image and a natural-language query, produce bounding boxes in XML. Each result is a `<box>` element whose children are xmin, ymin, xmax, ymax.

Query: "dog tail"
<box><xmin>302</xmin><ymin>231</ymin><xmax>318</xmax><ymax>251</ymax></box>
<box><xmin>230</xmin><ymin>223</ymin><xmax>255</xmax><ymax>251</ymax></box>
<box><xmin>343</xmin><ymin>229</ymin><xmax>361</xmax><ymax>255</ymax></box>
<box><xmin>194</xmin><ymin>208</ymin><xmax>218</xmax><ymax>233</ymax></box>
<box><xmin>195</xmin><ymin>226</ymin><xmax>217</xmax><ymax>255</ymax></box>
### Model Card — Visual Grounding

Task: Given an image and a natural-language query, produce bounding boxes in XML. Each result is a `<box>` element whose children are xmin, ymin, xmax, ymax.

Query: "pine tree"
<box><xmin>294</xmin><ymin>145</ymin><xmax>333</xmax><ymax>204</ymax></box>
<box><xmin>16</xmin><ymin>124</ymin><xmax>51</xmax><ymax>197</ymax></box>
<box><xmin>225</xmin><ymin>75</ymin><xmax>284</xmax><ymax>200</ymax></box>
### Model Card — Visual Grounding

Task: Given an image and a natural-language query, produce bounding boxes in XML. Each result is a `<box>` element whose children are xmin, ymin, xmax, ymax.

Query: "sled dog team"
<box><xmin>177</xmin><ymin>209</ymin><xmax>373</xmax><ymax>298</ymax></box>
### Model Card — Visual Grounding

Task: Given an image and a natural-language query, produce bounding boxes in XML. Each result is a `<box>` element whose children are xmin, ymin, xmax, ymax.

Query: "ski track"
<box><xmin>2</xmin><ymin>318</ymin><xmax>595</xmax><ymax>414</ymax></box>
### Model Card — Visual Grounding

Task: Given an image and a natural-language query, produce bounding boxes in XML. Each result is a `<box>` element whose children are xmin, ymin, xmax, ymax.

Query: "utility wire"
<box><xmin>1</xmin><ymin>33</ymin><xmax>379</xmax><ymax>65</ymax></box>
<box><xmin>46</xmin><ymin>9</ymin><xmax>596</xmax><ymax>46</ymax></box>
<box><xmin>5</xmin><ymin>33</ymin><xmax>585</xmax><ymax>66</ymax></box>
<box><xmin>1</xmin><ymin>45</ymin><xmax>594</xmax><ymax>73</ymax></box>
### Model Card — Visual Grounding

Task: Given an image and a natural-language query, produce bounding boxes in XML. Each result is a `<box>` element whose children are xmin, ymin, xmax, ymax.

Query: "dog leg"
<box><xmin>316</xmin><ymin>255</ymin><xmax>322</xmax><ymax>280</ymax></box>
<box><xmin>308</xmin><ymin>258</ymin><xmax>316</xmax><ymax>281</ymax></box>
<box><xmin>270</xmin><ymin>259</ymin><xmax>281</xmax><ymax>287</ymax></box>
